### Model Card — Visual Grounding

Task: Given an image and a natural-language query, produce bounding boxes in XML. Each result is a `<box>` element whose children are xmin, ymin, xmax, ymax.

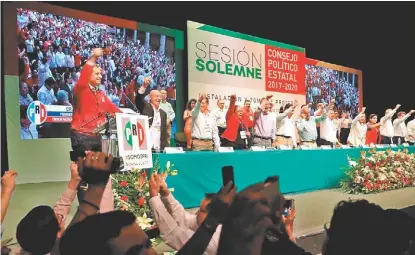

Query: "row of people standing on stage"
<box><xmin>181</xmin><ymin>94</ymin><xmax>415</xmax><ymax>151</ymax></box>
<box><xmin>320</xmin><ymin>104</ymin><xmax>415</xmax><ymax>147</ymax></box>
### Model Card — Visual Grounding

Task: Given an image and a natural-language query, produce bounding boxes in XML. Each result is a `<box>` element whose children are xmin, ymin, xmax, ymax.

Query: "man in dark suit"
<box><xmin>135</xmin><ymin>77</ymin><xmax>168</xmax><ymax>151</ymax></box>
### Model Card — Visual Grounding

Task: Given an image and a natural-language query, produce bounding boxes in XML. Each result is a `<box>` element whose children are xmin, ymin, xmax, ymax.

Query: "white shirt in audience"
<box><xmin>380</xmin><ymin>110</ymin><xmax>397</xmax><ymax>138</ymax></box>
<box><xmin>191</xmin><ymin>102</ymin><xmax>220</xmax><ymax>148</ymax></box>
<box><xmin>347</xmin><ymin>113</ymin><xmax>367</xmax><ymax>147</ymax></box>
<box><xmin>211</xmin><ymin>108</ymin><xmax>227</xmax><ymax>129</ymax></box>
<box><xmin>393</xmin><ymin>114</ymin><xmax>410</xmax><ymax>137</ymax></box>
<box><xmin>406</xmin><ymin>119</ymin><xmax>415</xmax><ymax>143</ymax></box>
<box><xmin>149</xmin><ymin>194</ymin><xmax>220</xmax><ymax>255</ymax></box>
<box><xmin>275</xmin><ymin>107</ymin><xmax>295</xmax><ymax>137</ymax></box>
<box><xmin>320</xmin><ymin>118</ymin><xmax>338</xmax><ymax>143</ymax></box>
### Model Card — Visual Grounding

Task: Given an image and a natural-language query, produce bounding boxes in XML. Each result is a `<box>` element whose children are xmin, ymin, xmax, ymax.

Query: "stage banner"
<box><xmin>116</xmin><ymin>113</ymin><xmax>153</xmax><ymax>170</ymax></box>
<box><xmin>187</xmin><ymin>21</ymin><xmax>307</xmax><ymax>111</ymax></box>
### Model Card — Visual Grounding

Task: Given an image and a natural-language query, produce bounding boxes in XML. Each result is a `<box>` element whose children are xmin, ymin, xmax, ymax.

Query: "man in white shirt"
<box><xmin>159</xmin><ymin>89</ymin><xmax>176</xmax><ymax>146</ymax></box>
<box><xmin>253</xmin><ymin>98</ymin><xmax>276</xmax><ymax>147</ymax></box>
<box><xmin>37</xmin><ymin>77</ymin><xmax>57</xmax><ymax>105</ymax></box>
<box><xmin>405</xmin><ymin>118</ymin><xmax>415</xmax><ymax>145</ymax></box>
<box><xmin>212</xmin><ymin>99</ymin><xmax>227</xmax><ymax>137</ymax></box>
<box><xmin>55</xmin><ymin>46</ymin><xmax>67</xmax><ymax>74</ymax></box>
<box><xmin>25</xmin><ymin>34</ymin><xmax>35</xmax><ymax>63</ymax></box>
<box><xmin>191</xmin><ymin>94</ymin><xmax>220</xmax><ymax>151</ymax></box>
<box><xmin>296</xmin><ymin>102</ymin><xmax>330</xmax><ymax>148</ymax></box>
<box><xmin>274</xmin><ymin>101</ymin><xmax>298</xmax><ymax>147</ymax></box>
<box><xmin>319</xmin><ymin>100</ymin><xmax>338</xmax><ymax>147</ymax></box>
<box><xmin>347</xmin><ymin>107</ymin><xmax>367</xmax><ymax>147</ymax></box>
<box><xmin>135</xmin><ymin>77</ymin><xmax>168</xmax><ymax>151</ymax></box>
<box><xmin>380</xmin><ymin>104</ymin><xmax>401</xmax><ymax>144</ymax></box>
<box><xmin>393</xmin><ymin>110</ymin><xmax>415</xmax><ymax>145</ymax></box>
<box><xmin>149</xmin><ymin>173</ymin><xmax>220</xmax><ymax>255</ymax></box>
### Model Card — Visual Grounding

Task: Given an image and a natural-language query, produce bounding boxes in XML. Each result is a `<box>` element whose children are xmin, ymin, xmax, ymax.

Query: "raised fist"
<box><xmin>143</xmin><ymin>77</ymin><xmax>151</xmax><ymax>88</ymax></box>
<box><xmin>293</xmin><ymin>100</ymin><xmax>299</xmax><ymax>108</ymax></box>
<box><xmin>362</xmin><ymin>107</ymin><xmax>366</xmax><ymax>112</ymax></box>
<box><xmin>230</xmin><ymin>94</ymin><xmax>237</xmax><ymax>101</ymax></box>
<box><xmin>199</xmin><ymin>93</ymin><xmax>207</xmax><ymax>102</ymax></box>
<box><xmin>395</xmin><ymin>104</ymin><xmax>401</xmax><ymax>110</ymax></box>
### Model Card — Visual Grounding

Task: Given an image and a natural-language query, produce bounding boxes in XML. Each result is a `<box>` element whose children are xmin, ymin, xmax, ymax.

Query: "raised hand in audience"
<box><xmin>149</xmin><ymin>173</ymin><xmax>161</xmax><ymax>198</ymax></box>
<box><xmin>282</xmin><ymin>207</ymin><xmax>297</xmax><ymax>243</ymax></box>
<box><xmin>199</xmin><ymin>93</ymin><xmax>207</xmax><ymax>103</ymax></box>
<box><xmin>1</xmin><ymin>170</ymin><xmax>18</xmax><ymax>223</ymax></box>
<box><xmin>410</xmin><ymin>109</ymin><xmax>415</xmax><ymax>115</ymax></box>
<box><xmin>394</xmin><ymin>104</ymin><xmax>401</xmax><ymax>111</ymax></box>
<box><xmin>293</xmin><ymin>100</ymin><xmax>299</xmax><ymax>108</ymax></box>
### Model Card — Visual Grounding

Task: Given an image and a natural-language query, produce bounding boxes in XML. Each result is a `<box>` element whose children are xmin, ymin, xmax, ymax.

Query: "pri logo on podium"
<box><xmin>27</xmin><ymin>101</ymin><xmax>47</xmax><ymax>125</ymax></box>
<box><xmin>121</xmin><ymin>117</ymin><xmax>148</xmax><ymax>151</ymax></box>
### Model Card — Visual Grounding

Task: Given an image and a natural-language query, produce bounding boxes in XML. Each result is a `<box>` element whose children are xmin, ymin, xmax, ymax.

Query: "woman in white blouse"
<box><xmin>347</xmin><ymin>107</ymin><xmax>367</xmax><ymax>147</ymax></box>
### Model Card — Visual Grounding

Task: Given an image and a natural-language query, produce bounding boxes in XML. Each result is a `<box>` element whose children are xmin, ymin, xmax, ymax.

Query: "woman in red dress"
<box><xmin>366</xmin><ymin>114</ymin><xmax>382</xmax><ymax>145</ymax></box>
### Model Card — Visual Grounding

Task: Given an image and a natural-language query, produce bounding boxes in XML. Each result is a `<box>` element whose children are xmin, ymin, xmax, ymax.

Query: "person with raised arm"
<box><xmin>392</xmin><ymin>110</ymin><xmax>415</xmax><ymax>145</ymax></box>
<box><xmin>221</xmin><ymin>94</ymin><xmax>250</xmax><ymax>150</ymax></box>
<box><xmin>70</xmin><ymin>48</ymin><xmax>121</xmax><ymax>211</ymax></box>
<box><xmin>347</xmin><ymin>107</ymin><xmax>367</xmax><ymax>147</ymax></box>
<box><xmin>252</xmin><ymin>97</ymin><xmax>276</xmax><ymax>148</ymax></box>
<box><xmin>379</xmin><ymin>104</ymin><xmax>401</xmax><ymax>144</ymax></box>
<box><xmin>135</xmin><ymin>77</ymin><xmax>168</xmax><ymax>152</ymax></box>
<box><xmin>274</xmin><ymin>100</ymin><xmax>299</xmax><ymax>147</ymax></box>
<box><xmin>405</xmin><ymin>116</ymin><xmax>415</xmax><ymax>145</ymax></box>
<box><xmin>319</xmin><ymin>99</ymin><xmax>338</xmax><ymax>147</ymax></box>
<box><xmin>296</xmin><ymin>102</ymin><xmax>328</xmax><ymax>148</ymax></box>
<box><xmin>191</xmin><ymin>93</ymin><xmax>220</xmax><ymax>151</ymax></box>
<box><xmin>365</xmin><ymin>114</ymin><xmax>382</xmax><ymax>145</ymax></box>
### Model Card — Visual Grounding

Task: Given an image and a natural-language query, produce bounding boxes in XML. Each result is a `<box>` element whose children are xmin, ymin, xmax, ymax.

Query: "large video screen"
<box><xmin>17</xmin><ymin>8</ymin><xmax>176</xmax><ymax>139</ymax></box>
<box><xmin>305</xmin><ymin>60</ymin><xmax>362</xmax><ymax>118</ymax></box>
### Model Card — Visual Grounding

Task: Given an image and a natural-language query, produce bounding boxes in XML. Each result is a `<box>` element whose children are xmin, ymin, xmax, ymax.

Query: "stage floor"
<box><xmin>3</xmin><ymin>182</ymin><xmax>415</xmax><ymax>254</ymax></box>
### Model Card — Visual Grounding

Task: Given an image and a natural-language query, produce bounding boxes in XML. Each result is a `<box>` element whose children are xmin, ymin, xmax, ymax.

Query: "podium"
<box><xmin>93</xmin><ymin>112</ymin><xmax>153</xmax><ymax>170</ymax></box>
<box><xmin>93</xmin><ymin>116</ymin><xmax>119</xmax><ymax>157</ymax></box>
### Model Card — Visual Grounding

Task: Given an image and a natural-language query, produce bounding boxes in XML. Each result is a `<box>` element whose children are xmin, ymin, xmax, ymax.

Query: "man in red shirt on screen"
<box><xmin>71</xmin><ymin>48</ymin><xmax>121</xmax><ymax>149</ymax></box>
<box><xmin>70</xmin><ymin>48</ymin><xmax>121</xmax><ymax>212</ymax></box>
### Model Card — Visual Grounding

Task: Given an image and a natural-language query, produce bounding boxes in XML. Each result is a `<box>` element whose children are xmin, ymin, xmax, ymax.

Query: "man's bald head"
<box><xmin>150</xmin><ymin>90</ymin><xmax>162</xmax><ymax>108</ymax></box>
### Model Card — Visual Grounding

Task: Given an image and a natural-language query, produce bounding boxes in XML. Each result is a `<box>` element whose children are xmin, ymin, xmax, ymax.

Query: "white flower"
<box><xmin>166</xmin><ymin>161</ymin><xmax>171</xmax><ymax>170</ymax></box>
<box><xmin>171</xmin><ymin>170</ymin><xmax>178</xmax><ymax>176</ymax></box>
<box><xmin>378</xmin><ymin>173</ymin><xmax>387</xmax><ymax>181</ymax></box>
<box><xmin>168</xmin><ymin>188</ymin><xmax>175</xmax><ymax>192</ymax></box>
<box><xmin>137</xmin><ymin>213</ymin><xmax>153</xmax><ymax>230</ymax></box>
<box><xmin>349</xmin><ymin>160</ymin><xmax>357</xmax><ymax>167</ymax></box>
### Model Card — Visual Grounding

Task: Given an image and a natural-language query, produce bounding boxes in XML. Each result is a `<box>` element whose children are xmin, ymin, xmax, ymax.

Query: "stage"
<box><xmin>158</xmin><ymin>146</ymin><xmax>415</xmax><ymax>208</ymax></box>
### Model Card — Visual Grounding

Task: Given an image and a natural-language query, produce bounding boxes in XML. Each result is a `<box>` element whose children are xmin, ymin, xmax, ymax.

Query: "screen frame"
<box><xmin>2</xmin><ymin>2</ymin><xmax>184</xmax><ymax>183</ymax></box>
<box><xmin>305</xmin><ymin>58</ymin><xmax>363</xmax><ymax>112</ymax></box>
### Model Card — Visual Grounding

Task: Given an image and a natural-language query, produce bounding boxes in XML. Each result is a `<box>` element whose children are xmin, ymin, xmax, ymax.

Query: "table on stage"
<box><xmin>156</xmin><ymin>146</ymin><xmax>415</xmax><ymax>208</ymax></box>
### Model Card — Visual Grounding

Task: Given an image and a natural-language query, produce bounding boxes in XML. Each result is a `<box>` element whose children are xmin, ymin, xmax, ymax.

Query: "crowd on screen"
<box><xmin>17</xmin><ymin>9</ymin><xmax>176</xmax><ymax>139</ymax></box>
<box><xmin>306</xmin><ymin>65</ymin><xmax>359</xmax><ymax>117</ymax></box>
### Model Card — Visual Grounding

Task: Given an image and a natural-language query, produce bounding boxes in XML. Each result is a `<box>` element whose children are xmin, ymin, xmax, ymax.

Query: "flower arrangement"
<box><xmin>341</xmin><ymin>148</ymin><xmax>415</xmax><ymax>194</ymax></box>
<box><xmin>112</xmin><ymin>157</ymin><xmax>178</xmax><ymax>230</ymax></box>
